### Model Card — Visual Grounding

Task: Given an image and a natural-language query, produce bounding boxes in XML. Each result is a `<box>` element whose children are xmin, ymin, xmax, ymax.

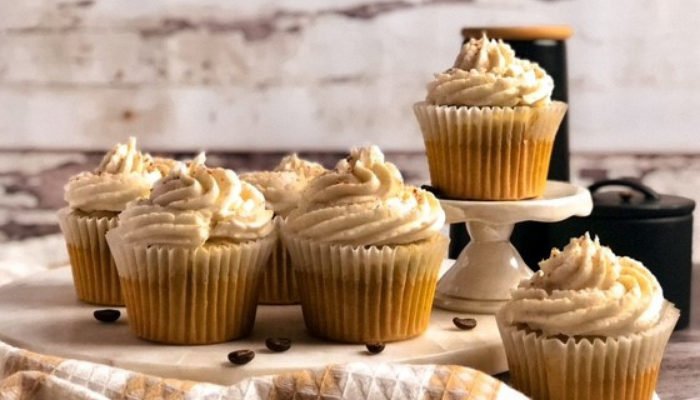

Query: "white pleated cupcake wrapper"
<box><xmin>496</xmin><ymin>302</ymin><xmax>679</xmax><ymax>400</ymax></box>
<box><xmin>413</xmin><ymin>101</ymin><xmax>567</xmax><ymax>200</ymax></box>
<box><xmin>258</xmin><ymin>216</ymin><xmax>298</xmax><ymax>305</ymax></box>
<box><xmin>106</xmin><ymin>230</ymin><xmax>275</xmax><ymax>344</ymax></box>
<box><xmin>282</xmin><ymin>234</ymin><xmax>449</xmax><ymax>343</ymax></box>
<box><xmin>56</xmin><ymin>207</ymin><xmax>123</xmax><ymax>306</ymax></box>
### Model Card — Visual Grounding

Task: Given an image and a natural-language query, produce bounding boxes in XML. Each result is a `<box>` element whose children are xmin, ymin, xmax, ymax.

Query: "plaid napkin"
<box><xmin>0</xmin><ymin>339</ymin><xmax>525</xmax><ymax>399</ymax></box>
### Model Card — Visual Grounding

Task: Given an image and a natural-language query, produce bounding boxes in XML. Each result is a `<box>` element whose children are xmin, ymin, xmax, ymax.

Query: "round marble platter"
<box><xmin>0</xmin><ymin>261</ymin><xmax>507</xmax><ymax>386</ymax></box>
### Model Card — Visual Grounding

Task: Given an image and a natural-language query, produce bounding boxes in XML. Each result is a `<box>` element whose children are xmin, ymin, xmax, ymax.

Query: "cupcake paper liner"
<box><xmin>413</xmin><ymin>101</ymin><xmax>567</xmax><ymax>201</ymax></box>
<box><xmin>496</xmin><ymin>302</ymin><xmax>679</xmax><ymax>400</ymax></box>
<box><xmin>107</xmin><ymin>230</ymin><xmax>275</xmax><ymax>345</ymax></box>
<box><xmin>283</xmin><ymin>233</ymin><xmax>449</xmax><ymax>343</ymax></box>
<box><xmin>258</xmin><ymin>217</ymin><xmax>298</xmax><ymax>305</ymax></box>
<box><xmin>56</xmin><ymin>207</ymin><xmax>123</xmax><ymax>306</ymax></box>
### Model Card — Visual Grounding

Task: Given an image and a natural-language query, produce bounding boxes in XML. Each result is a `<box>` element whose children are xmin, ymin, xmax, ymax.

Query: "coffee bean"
<box><xmin>93</xmin><ymin>309</ymin><xmax>121</xmax><ymax>323</ymax></box>
<box><xmin>265</xmin><ymin>338</ymin><xmax>292</xmax><ymax>352</ymax></box>
<box><xmin>228</xmin><ymin>349</ymin><xmax>255</xmax><ymax>365</ymax></box>
<box><xmin>453</xmin><ymin>317</ymin><xmax>477</xmax><ymax>330</ymax></box>
<box><xmin>365</xmin><ymin>342</ymin><xmax>385</xmax><ymax>354</ymax></box>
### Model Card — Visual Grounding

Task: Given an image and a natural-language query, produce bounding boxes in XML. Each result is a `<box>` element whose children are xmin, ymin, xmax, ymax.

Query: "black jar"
<box><xmin>549</xmin><ymin>178</ymin><xmax>695</xmax><ymax>330</ymax></box>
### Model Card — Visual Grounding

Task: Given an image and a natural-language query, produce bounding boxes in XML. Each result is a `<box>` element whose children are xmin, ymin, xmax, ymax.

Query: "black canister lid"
<box><xmin>588</xmin><ymin>178</ymin><xmax>695</xmax><ymax>219</ymax></box>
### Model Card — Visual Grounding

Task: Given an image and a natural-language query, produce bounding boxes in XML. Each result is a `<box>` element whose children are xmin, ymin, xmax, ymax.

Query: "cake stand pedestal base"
<box><xmin>435</xmin><ymin>181</ymin><xmax>593</xmax><ymax>314</ymax></box>
<box><xmin>434</xmin><ymin>223</ymin><xmax>530</xmax><ymax>314</ymax></box>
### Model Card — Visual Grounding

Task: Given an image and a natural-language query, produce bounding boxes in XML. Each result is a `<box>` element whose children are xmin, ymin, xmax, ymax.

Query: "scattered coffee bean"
<box><xmin>93</xmin><ymin>309</ymin><xmax>121</xmax><ymax>323</ymax></box>
<box><xmin>453</xmin><ymin>317</ymin><xmax>477</xmax><ymax>330</ymax></box>
<box><xmin>365</xmin><ymin>342</ymin><xmax>385</xmax><ymax>354</ymax></box>
<box><xmin>265</xmin><ymin>337</ymin><xmax>292</xmax><ymax>352</ymax></box>
<box><xmin>228</xmin><ymin>349</ymin><xmax>255</xmax><ymax>365</ymax></box>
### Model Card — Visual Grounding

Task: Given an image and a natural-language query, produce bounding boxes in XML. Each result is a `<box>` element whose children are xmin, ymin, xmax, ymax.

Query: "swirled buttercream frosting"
<box><xmin>426</xmin><ymin>34</ymin><xmax>554</xmax><ymax>107</ymax></box>
<box><xmin>274</xmin><ymin>153</ymin><xmax>326</xmax><ymax>179</ymax></box>
<box><xmin>241</xmin><ymin>154</ymin><xmax>327</xmax><ymax>218</ymax></box>
<box><xmin>64</xmin><ymin>138</ymin><xmax>166</xmax><ymax>212</ymax></box>
<box><xmin>284</xmin><ymin>146</ymin><xmax>445</xmax><ymax>246</ymax></box>
<box><xmin>501</xmin><ymin>233</ymin><xmax>665</xmax><ymax>337</ymax></box>
<box><xmin>117</xmin><ymin>154</ymin><xmax>274</xmax><ymax>247</ymax></box>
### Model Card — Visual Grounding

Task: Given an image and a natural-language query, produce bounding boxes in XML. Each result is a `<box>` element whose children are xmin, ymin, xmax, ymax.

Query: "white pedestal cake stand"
<box><xmin>435</xmin><ymin>181</ymin><xmax>593</xmax><ymax>314</ymax></box>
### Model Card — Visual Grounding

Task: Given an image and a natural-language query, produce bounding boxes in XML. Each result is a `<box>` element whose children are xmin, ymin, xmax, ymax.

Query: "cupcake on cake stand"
<box><xmin>434</xmin><ymin>181</ymin><xmax>593</xmax><ymax>314</ymax></box>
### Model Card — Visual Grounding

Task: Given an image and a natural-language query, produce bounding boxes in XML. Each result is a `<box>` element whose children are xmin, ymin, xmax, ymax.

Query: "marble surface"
<box><xmin>0</xmin><ymin>262</ymin><xmax>507</xmax><ymax>386</ymax></box>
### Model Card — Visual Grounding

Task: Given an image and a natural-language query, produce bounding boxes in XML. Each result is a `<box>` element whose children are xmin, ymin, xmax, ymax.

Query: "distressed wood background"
<box><xmin>0</xmin><ymin>0</ymin><xmax>698</xmax><ymax>258</ymax></box>
<box><xmin>0</xmin><ymin>0</ymin><xmax>696</xmax><ymax>152</ymax></box>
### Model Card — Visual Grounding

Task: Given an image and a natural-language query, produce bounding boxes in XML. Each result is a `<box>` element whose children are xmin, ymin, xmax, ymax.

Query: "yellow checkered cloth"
<box><xmin>0</xmin><ymin>340</ymin><xmax>525</xmax><ymax>399</ymax></box>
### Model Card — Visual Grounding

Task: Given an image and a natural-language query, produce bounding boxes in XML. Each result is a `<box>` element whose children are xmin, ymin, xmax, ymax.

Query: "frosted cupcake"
<box><xmin>106</xmin><ymin>154</ymin><xmax>275</xmax><ymax>344</ymax></box>
<box><xmin>57</xmin><ymin>138</ymin><xmax>168</xmax><ymax>305</ymax></box>
<box><xmin>282</xmin><ymin>146</ymin><xmax>448</xmax><ymax>343</ymax></box>
<box><xmin>414</xmin><ymin>34</ymin><xmax>567</xmax><ymax>200</ymax></box>
<box><xmin>497</xmin><ymin>233</ymin><xmax>679</xmax><ymax>400</ymax></box>
<box><xmin>241</xmin><ymin>154</ymin><xmax>326</xmax><ymax>304</ymax></box>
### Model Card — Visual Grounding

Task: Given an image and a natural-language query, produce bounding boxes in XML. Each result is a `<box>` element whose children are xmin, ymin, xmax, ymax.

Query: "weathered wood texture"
<box><xmin>0</xmin><ymin>0</ymin><xmax>698</xmax><ymax>151</ymax></box>
<box><xmin>1</xmin><ymin>151</ymin><xmax>699</xmax><ymax>262</ymax></box>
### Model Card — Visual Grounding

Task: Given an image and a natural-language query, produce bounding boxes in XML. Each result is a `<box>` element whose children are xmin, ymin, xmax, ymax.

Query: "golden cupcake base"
<box><xmin>66</xmin><ymin>244</ymin><xmax>122</xmax><ymax>306</ymax></box>
<box><xmin>497</xmin><ymin>303</ymin><xmax>679</xmax><ymax>400</ymax></box>
<box><xmin>258</xmin><ymin>219</ymin><xmax>299</xmax><ymax>305</ymax></box>
<box><xmin>414</xmin><ymin>101</ymin><xmax>567</xmax><ymax>201</ymax></box>
<box><xmin>108</xmin><ymin>236</ymin><xmax>275</xmax><ymax>345</ymax></box>
<box><xmin>284</xmin><ymin>234</ymin><xmax>449</xmax><ymax>343</ymax></box>
<box><xmin>57</xmin><ymin>208</ymin><xmax>123</xmax><ymax>306</ymax></box>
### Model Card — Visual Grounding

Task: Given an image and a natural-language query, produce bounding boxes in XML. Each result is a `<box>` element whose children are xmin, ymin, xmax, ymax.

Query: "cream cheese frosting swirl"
<box><xmin>274</xmin><ymin>153</ymin><xmax>326</xmax><ymax>179</ymax></box>
<box><xmin>426</xmin><ymin>34</ymin><xmax>554</xmax><ymax>107</ymax></box>
<box><xmin>117</xmin><ymin>154</ymin><xmax>274</xmax><ymax>247</ymax></box>
<box><xmin>64</xmin><ymin>138</ymin><xmax>164</xmax><ymax>212</ymax></box>
<box><xmin>285</xmin><ymin>146</ymin><xmax>445</xmax><ymax>246</ymax></box>
<box><xmin>501</xmin><ymin>233</ymin><xmax>665</xmax><ymax>337</ymax></box>
<box><xmin>241</xmin><ymin>154</ymin><xmax>327</xmax><ymax>218</ymax></box>
<box><xmin>241</xmin><ymin>171</ymin><xmax>309</xmax><ymax>218</ymax></box>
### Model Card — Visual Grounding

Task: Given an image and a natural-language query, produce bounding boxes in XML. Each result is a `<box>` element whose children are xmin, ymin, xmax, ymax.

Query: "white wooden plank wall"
<box><xmin>0</xmin><ymin>0</ymin><xmax>697</xmax><ymax>152</ymax></box>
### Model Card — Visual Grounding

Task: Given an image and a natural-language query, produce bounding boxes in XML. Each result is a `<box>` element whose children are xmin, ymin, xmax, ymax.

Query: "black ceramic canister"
<box><xmin>549</xmin><ymin>178</ymin><xmax>695</xmax><ymax>330</ymax></box>
<box><xmin>450</xmin><ymin>26</ymin><xmax>574</xmax><ymax>266</ymax></box>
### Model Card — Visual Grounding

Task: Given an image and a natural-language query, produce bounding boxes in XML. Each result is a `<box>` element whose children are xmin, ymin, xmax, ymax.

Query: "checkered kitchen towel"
<box><xmin>0</xmin><ymin>339</ymin><xmax>525</xmax><ymax>399</ymax></box>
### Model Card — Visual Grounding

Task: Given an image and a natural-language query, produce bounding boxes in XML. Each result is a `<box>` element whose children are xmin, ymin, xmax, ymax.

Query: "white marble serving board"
<box><xmin>0</xmin><ymin>263</ymin><xmax>507</xmax><ymax>386</ymax></box>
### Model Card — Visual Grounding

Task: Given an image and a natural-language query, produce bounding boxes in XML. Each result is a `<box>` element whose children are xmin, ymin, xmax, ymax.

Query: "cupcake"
<box><xmin>57</xmin><ymin>138</ymin><xmax>169</xmax><ymax>305</ymax></box>
<box><xmin>282</xmin><ymin>146</ymin><xmax>448</xmax><ymax>343</ymax></box>
<box><xmin>106</xmin><ymin>154</ymin><xmax>275</xmax><ymax>344</ymax></box>
<box><xmin>241</xmin><ymin>154</ymin><xmax>327</xmax><ymax>305</ymax></box>
<box><xmin>497</xmin><ymin>233</ymin><xmax>679</xmax><ymax>400</ymax></box>
<box><xmin>414</xmin><ymin>34</ymin><xmax>567</xmax><ymax>200</ymax></box>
